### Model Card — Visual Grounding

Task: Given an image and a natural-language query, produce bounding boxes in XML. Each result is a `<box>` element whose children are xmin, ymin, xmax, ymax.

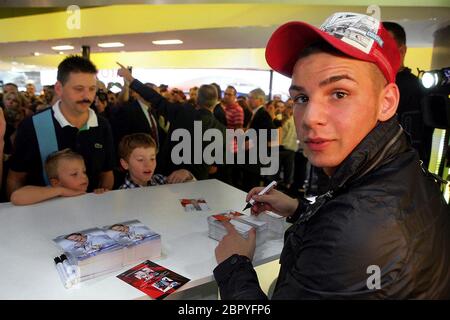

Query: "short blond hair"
<box><xmin>45</xmin><ymin>148</ymin><xmax>84</xmax><ymax>179</ymax></box>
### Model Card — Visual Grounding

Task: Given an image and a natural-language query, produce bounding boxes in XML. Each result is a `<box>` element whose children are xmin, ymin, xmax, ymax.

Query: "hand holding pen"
<box><xmin>245</xmin><ymin>181</ymin><xmax>299</xmax><ymax>218</ymax></box>
<box><xmin>243</xmin><ymin>181</ymin><xmax>278</xmax><ymax>211</ymax></box>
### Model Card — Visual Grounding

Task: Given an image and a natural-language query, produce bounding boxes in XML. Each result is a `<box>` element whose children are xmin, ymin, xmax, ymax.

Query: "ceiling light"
<box><xmin>152</xmin><ymin>39</ymin><xmax>183</xmax><ymax>45</ymax></box>
<box><xmin>33</xmin><ymin>52</ymin><xmax>40</xmax><ymax>56</ymax></box>
<box><xmin>98</xmin><ymin>42</ymin><xmax>125</xmax><ymax>48</ymax></box>
<box><xmin>51</xmin><ymin>45</ymin><xmax>74</xmax><ymax>51</ymax></box>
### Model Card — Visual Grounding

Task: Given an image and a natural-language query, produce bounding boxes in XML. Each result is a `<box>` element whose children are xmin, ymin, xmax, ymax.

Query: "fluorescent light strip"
<box><xmin>51</xmin><ymin>45</ymin><xmax>74</xmax><ymax>51</ymax></box>
<box><xmin>98</xmin><ymin>42</ymin><xmax>124</xmax><ymax>48</ymax></box>
<box><xmin>152</xmin><ymin>39</ymin><xmax>183</xmax><ymax>45</ymax></box>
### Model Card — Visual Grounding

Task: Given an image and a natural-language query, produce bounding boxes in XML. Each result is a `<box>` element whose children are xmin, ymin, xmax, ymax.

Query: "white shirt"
<box><xmin>137</xmin><ymin>99</ymin><xmax>159</xmax><ymax>146</ymax></box>
<box><xmin>52</xmin><ymin>100</ymin><xmax>98</xmax><ymax>129</ymax></box>
<box><xmin>137</xmin><ymin>99</ymin><xmax>153</xmax><ymax>128</ymax></box>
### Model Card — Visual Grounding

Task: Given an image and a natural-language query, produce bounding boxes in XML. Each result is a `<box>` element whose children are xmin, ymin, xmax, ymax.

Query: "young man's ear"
<box><xmin>119</xmin><ymin>158</ymin><xmax>129</xmax><ymax>171</ymax></box>
<box><xmin>377</xmin><ymin>83</ymin><xmax>400</xmax><ymax>121</ymax></box>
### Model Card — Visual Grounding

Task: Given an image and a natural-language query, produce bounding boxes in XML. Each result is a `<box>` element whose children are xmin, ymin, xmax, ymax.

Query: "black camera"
<box><xmin>420</xmin><ymin>67</ymin><xmax>450</xmax><ymax>130</ymax></box>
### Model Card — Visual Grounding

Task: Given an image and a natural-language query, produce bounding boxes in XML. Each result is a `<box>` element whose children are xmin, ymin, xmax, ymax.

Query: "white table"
<box><xmin>0</xmin><ymin>179</ymin><xmax>284</xmax><ymax>300</ymax></box>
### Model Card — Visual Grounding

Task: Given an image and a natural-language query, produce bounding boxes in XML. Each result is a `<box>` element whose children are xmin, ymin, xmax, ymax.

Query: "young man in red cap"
<box><xmin>214</xmin><ymin>12</ymin><xmax>450</xmax><ymax>299</ymax></box>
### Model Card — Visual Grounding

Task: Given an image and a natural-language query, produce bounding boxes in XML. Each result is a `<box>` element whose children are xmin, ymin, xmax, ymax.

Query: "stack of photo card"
<box><xmin>179</xmin><ymin>198</ymin><xmax>210</xmax><ymax>212</ymax></box>
<box><xmin>207</xmin><ymin>211</ymin><xmax>268</xmax><ymax>246</ymax></box>
<box><xmin>258</xmin><ymin>211</ymin><xmax>287</xmax><ymax>235</ymax></box>
<box><xmin>53</xmin><ymin>228</ymin><xmax>124</xmax><ymax>281</ymax></box>
<box><xmin>53</xmin><ymin>220</ymin><xmax>161</xmax><ymax>282</ymax></box>
<box><xmin>103</xmin><ymin>220</ymin><xmax>162</xmax><ymax>265</ymax></box>
<box><xmin>117</xmin><ymin>260</ymin><xmax>190</xmax><ymax>300</ymax></box>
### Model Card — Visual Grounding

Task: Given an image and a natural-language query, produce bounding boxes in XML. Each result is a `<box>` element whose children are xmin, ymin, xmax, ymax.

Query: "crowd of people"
<box><xmin>0</xmin><ymin>21</ymin><xmax>436</xmax><ymax>206</ymax></box>
<box><xmin>0</xmin><ymin>55</ymin><xmax>302</xmax><ymax>204</ymax></box>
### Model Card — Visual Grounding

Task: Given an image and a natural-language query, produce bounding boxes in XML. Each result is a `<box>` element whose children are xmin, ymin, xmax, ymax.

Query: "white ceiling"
<box><xmin>0</xmin><ymin>27</ymin><xmax>279</xmax><ymax>58</ymax></box>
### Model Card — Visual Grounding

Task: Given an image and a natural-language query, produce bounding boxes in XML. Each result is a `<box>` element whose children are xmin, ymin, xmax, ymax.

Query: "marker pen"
<box><xmin>54</xmin><ymin>256</ymin><xmax>71</xmax><ymax>289</ymax></box>
<box><xmin>60</xmin><ymin>254</ymin><xmax>79</xmax><ymax>285</ymax></box>
<box><xmin>243</xmin><ymin>181</ymin><xmax>277</xmax><ymax>211</ymax></box>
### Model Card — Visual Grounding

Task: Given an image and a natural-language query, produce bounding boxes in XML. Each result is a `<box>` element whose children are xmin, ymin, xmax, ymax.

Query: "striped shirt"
<box><xmin>119</xmin><ymin>173</ymin><xmax>167</xmax><ymax>189</ymax></box>
<box><xmin>223</xmin><ymin>102</ymin><xmax>244</xmax><ymax>154</ymax></box>
<box><xmin>224</xmin><ymin>102</ymin><xmax>244</xmax><ymax>129</ymax></box>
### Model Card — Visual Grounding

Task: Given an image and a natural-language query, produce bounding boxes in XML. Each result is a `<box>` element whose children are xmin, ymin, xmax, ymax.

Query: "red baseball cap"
<box><xmin>265</xmin><ymin>12</ymin><xmax>401</xmax><ymax>83</ymax></box>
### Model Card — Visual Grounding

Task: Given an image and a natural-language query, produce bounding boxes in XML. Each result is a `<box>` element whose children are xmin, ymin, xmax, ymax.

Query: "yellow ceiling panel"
<box><xmin>0</xmin><ymin>4</ymin><xmax>322</xmax><ymax>43</ymax></box>
<box><xmin>1</xmin><ymin>3</ymin><xmax>447</xmax><ymax>43</ymax></box>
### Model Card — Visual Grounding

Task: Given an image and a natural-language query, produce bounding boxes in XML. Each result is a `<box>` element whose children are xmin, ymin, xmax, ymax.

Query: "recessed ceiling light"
<box><xmin>152</xmin><ymin>39</ymin><xmax>183</xmax><ymax>45</ymax></box>
<box><xmin>98</xmin><ymin>42</ymin><xmax>125</xmax><ymax>48</ymax></box>
<box><xmin>33</xmin><ymin>52</ymin><xmax>40</xmax><ymax>56</ymax></box>
<box><xmin>51</xmin><ymin>45</ymin><xmax>74</xmax><ymax>51</ymax></box>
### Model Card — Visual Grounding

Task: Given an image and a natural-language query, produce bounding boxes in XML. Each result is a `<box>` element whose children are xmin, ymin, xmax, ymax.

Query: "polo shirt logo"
<box><xmin>94</xmin><ymin>143</ymin><xmax>103</xmax><ymax>149</ymax></box>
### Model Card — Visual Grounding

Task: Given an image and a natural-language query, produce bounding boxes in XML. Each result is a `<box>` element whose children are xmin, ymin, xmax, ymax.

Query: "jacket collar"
<box><xmin>329</xmin><ymin>116</ymin><xmax>407</xmax><ymax>192</ymax></box>
<box><xmin>295</xmin><ymin>117</ymin><xmax>408</xmax><ymax>225</ymax></box>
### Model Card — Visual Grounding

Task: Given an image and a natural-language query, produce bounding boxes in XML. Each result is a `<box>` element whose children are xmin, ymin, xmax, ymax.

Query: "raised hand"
<box><xmin>116</xmin><ymin>62</ymin><xmax>134</xmax><ymax>83</ymax></box>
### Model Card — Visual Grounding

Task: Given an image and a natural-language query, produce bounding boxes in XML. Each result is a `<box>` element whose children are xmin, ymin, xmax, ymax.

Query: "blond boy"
<box><xmin>11</xmin><ymin>149</ymin><xmax>105</xmax><ymax>205</ymax></box>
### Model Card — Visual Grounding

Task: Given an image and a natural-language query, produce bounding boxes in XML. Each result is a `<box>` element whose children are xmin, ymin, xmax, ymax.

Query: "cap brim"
<box><xmin>265</xmin><ymin>21</ymin><xmax>377</xmax><ymax>78</ymax></box>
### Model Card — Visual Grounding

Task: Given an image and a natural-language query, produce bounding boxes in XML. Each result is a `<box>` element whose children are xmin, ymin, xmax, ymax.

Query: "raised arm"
<box><xmin>116</xmin><ymin>62</ymin><xmax>182</xmax><ymax>123</ymax></box>
<box><xmin>117</xmin><ymin>80</ymin><xmax>130</xmax><ymax>105</ymax></box>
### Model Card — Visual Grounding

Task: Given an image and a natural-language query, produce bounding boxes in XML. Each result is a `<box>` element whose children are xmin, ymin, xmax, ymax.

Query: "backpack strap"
<box><xmin>32</xmin><ymin>109</ymin><xmax>58</xmax><ymax>185</ymax></box>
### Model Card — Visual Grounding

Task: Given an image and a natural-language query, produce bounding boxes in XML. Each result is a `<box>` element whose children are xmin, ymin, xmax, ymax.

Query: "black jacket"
<box><xmin>214</xmin><ymin>117</ymin><xmax>450</xmax><ymax>299</ymax></box>
<box><xmin>129</xmin><ymin>80</ymin><xmax>226</xmax><ymax>179</ymax></box>
<box><xmin>248</xmin><ymin>106</ymin><xmax>275</xmax><ymax>133</ymax></box>
<box><xmin>395</xmin><ymin>67</ymin><xmax>433</xmax><ymax>168</ymax></box>
<box><xmin>110</xmin><ymin>100</ymin><xmax>163</xmax><ymax>148</ymax></box>
<box><xmin>214</xmin><ymin>103</ymin><xmax>227</xmax><ymax>127</ymax></box>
